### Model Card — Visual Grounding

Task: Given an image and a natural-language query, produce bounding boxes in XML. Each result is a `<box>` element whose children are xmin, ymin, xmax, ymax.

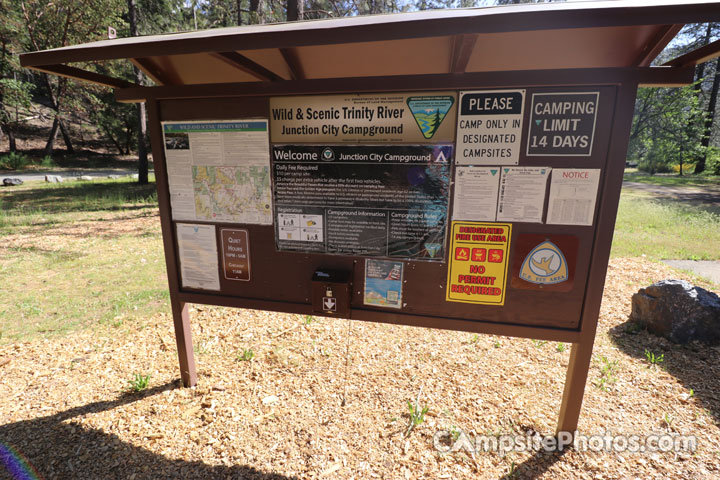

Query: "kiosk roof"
<box><xmin>18</xmin><ymin>0</ymin><xmax>720</xmax><ymax>93</ymax></box>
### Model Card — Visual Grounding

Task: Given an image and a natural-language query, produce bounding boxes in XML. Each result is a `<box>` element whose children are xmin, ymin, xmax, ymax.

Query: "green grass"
<box><xmin>611</xmin><ymin>191</ymin><xmax>720</xmax><ymax>260</ymax></box>
<box><xmin>623</xmin><ymin>172</ymin><xmax>720</xmax><ymax>187</ymax></box>
<box><xmin>0</xmin><ymin>177</ymin><xmax>168</xmax><ymax>343</ymax></box>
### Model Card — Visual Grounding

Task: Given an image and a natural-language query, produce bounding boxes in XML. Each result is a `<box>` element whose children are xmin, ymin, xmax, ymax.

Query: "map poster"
<box><xmin>364</xmin><ymin>259</ymin><xmax>404</xmax><ymax>309</ymax></box>
<box><xmin>270</xmin><ymin>92</ymin><xmax>457</xmax><ymax>144</ymax></box>
<box><xmin>161</xmin><ymin>120</ymin><xmax>272</xmax><ymax>224</ymax></box>
<box><xmin>271</xmin><ymin>145</ymin><xmax>452</xmax><ymax>260</ymax></box>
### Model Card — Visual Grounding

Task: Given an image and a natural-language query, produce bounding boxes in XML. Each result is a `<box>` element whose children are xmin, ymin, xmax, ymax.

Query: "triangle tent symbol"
<box><xmin>406</xmin><ymin>96</ymin><xmax>455</xmax><ymax>139</ymax></box>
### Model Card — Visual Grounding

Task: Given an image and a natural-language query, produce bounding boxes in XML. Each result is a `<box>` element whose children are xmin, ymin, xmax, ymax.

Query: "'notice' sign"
<box><xmin>527</xmin><ymin>92</ymin><xmax>599</xmax><ymax>156</ymax></box>
<box><xmin>456</xmin><ymin>90</ymin><xmax>525</xmax><ymax>165</ymax></box>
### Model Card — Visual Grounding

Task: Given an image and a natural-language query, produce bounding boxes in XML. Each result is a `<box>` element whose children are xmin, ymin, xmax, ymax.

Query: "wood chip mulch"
<box><xmin>1</xmin><ymin>257</ymin><xmax>719</xmax><ymax>479</ymax></box>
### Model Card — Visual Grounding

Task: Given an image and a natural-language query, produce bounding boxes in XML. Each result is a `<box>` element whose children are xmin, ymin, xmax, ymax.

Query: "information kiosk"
<box><xmin>20</xmin><ymin>0</ymin><xmax>720</xmax><ymax>437</ymax></box>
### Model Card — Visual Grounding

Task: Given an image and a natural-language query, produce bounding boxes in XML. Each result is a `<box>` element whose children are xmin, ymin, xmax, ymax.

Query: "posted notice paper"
<box><xmin>547</xmin><ymin>168</ymin><xmax>601</xmax><ymax>226</ymax></box>
<box><xmin>452</xmin><ymin>166</ymin><xmax>501</xmax><ymax>221</ymax></box>
<box><xmin>176</xmin><ymin>223</ymin><xmax>220</xmax><ymax>291</ymax></box>
<box><xmin>496</xmin><ymin>167</ymin><xmax>551</xmax><ymax>223</ymax></box>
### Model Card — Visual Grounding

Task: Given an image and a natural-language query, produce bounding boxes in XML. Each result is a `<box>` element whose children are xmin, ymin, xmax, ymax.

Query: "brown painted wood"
<box><xmin>177</xmin><ymin>291</ymin><xmax>581</xmax><ymax>343</ymax></box>
<box><xmin>146</xmin><ymin>99</ymin><xmax>197</xmax><ymax>387</ymax></box>
<box><xmin>450</xmin><ymin>34</ymin><xmax>477</xmax><ymax>74</ymax></box>
<box><xmin>635</xmin><ymin>24</ymin><xmax>684</xmax><ymax>67</ymax></box>
<box><xmin>31</xmin><ymin>64</ymin><xmax>135</xmax><ymax>89</ymax></box>
<box><xmin>130</xmin><ymin>58</ymin><xmax>175</xmax><ymax>85</ymax></box>
<box><xmin>279</xmin><ymin>47</ymin><xmax>305</xmax><ymax>80</ymax></box>
<box><xmin>211</xmin><ymin>51</ymin><xmax>283</xmax><ymax>82</ymax></box>
<box><xmin>115</xmin><ymin>67</ymin><xmax>693</xmax><ymax>103</ymax></box>
<box><xmin>664</xmin><ymin>38</ymin><xmax>720</xmax><ymax>67</ymax></box>
<box><xmin>18</xmin><ymin>1</ymin><xmax>720</xmax><ymax>66</ymax></box>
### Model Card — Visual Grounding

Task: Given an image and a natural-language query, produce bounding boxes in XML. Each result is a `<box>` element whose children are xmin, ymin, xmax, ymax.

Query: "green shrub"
<box><xmin>706</xmin><ymin>147</ymin><xmax>720</xmax><ymax>175</ymax></box>
<box><xmin>0</xmin><ymin>152</ymin><xmax>29</xmax><ymax>170</ymax></box>
<box><xmin>40</xmin><ymin>155</ymin><xmax>55</xmax><ymax>168</ymax></box>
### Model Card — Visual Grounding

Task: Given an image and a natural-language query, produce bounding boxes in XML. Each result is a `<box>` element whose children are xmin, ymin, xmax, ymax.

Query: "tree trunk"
<box><xmin>689</xmin><ymin>24</ymin><xmax>713</xmax><ymax>170</ymax></box>
<box><xmin>237</xmin><ymin>0</ymin><xmax>243</xmax><ymax>25</ymax></box>
<box><xmin>697</xmin><ymin>57</ymin><xmax>720</xmax><ymax>174</ymax></box>
<box><xmin>44</xmin><ymin>116</ymin><xmax>60</xmax><ymax>156</ymax></box>
<box><xmin>250</xmin><ymin>0</ymin><xmax>264</xmax><ymax>24</ymax></box>
<box><xmin>287</xmin><ymin>0</ymin><xmax>303</xmax><ymax>21</ymax></box>
<box><xmin>128</xmin><ymin>0</ymin><xmax>149</xmax><ymax>184</ymax></box>
<box><xmin>59</xmin><ymin>118</ymin><xmax>74</xmax><ymax>153</ymax></box>
<box><xmin>7</xmin><ymin>128</ymin><xmax>16</xmax><ymax>152</ymax></box>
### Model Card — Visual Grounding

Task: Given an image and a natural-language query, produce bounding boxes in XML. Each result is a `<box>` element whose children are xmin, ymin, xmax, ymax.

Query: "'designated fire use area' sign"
<box><xmin>20</xmin><ymin>0</ymin><xmax>720</xmax><ymax>438</ymax></box>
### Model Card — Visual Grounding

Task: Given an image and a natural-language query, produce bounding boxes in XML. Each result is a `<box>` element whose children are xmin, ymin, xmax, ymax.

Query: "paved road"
<box><xmin>1</xmin><ymin>169</ymin><xmax>145</xmax><ymax>182</ymax></box>
<box><xmin>663</xmin><ymin>260</ymin><xmax>720</xmax><ymax>286</ymax></box>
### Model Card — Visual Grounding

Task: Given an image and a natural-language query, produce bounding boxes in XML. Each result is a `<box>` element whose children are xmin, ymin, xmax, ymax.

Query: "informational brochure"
<box><xmin>546</xmin><ymin>169</ymin><xmax>601</xmax><ymax>226</ymax></box>
<box><xmin>176</xmin><ymin>223</ymin><xmax>220</xmax><ymax>291</ymax></box>
<box><xmin>452</xmin><ymin>166</ymin><xmax>501</xmax><ymax>221</ymax></box>
<box><xmin>496</xmin><ymin>167</ymin><xmax>551</xmax><ymax>223</ymax></box>
<box><xmin>364</xmin><ymin>259</ymin><xmax>404</xmax><ymax>309</ymax></box>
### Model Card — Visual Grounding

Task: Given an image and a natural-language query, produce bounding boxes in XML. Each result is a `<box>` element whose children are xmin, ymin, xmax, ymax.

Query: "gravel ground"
<box><xmin>1</xmin><ymin>248</ymin><xmax>719</xmax><ymax>479</ymax></box>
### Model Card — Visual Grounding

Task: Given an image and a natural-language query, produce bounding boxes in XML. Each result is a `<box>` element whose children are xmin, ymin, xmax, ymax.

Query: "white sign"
<box><xmin>456</xmin><ymin>89</ymin><xmax>525</xmax><ymax>165</ymax></box>
<box><xmin>547</xmin><ymin>169</ymin><xmax>601</xmax><ymax>226</ymax></box>
<box><xmin>162</xmin><ymin>120</ymin><xmax>272</xmax><ymax>225</ymax></box>
<box><xmin>452</xmin><ymin>166</ymin><xmax>501</xmax><ymax>221</ymax></box>
<box><xmin>496</xmin><ymin>167</ymin><xmax>551</xmax><ymax>223</ymax></box>
<box><xmin>176</xmin><ymin>223</ymin><xmax>220</xmax><ymax>291</ymax></box>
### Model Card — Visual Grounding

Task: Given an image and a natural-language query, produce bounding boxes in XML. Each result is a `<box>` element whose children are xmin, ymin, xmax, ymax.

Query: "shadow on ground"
<box><xmin>622</xmin><ymin>181</ymin><xmax>720</xmax><ymax>216</ymax></box>
<box><xmin>0</xmin><ymin>381</ymin><xmax>295</xmax><ymax>480</ymax></box>
<box><xmin>0</xmin><ymin>181</ymin><xmax>157</xmax><ymax>215</ymax></box>
<box><xmin>503</xmin><ymin>448</ymin><xmax>568</xmax><ymax>480</ymax></box>
<box><xmin>609</xmin><ymin>318</ymin><xmax>720</xmax><ymax>427</ymax></box>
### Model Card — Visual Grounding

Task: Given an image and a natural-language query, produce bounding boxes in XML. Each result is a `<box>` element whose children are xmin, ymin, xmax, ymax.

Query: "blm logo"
<box><xmin>406</xmin><ymin>96</ymin><xmax>455</xmax><ymax>139</ymax></box>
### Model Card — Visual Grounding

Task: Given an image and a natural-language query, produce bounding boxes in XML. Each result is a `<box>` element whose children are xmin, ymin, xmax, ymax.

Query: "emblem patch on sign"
<box><xmin>406</xmin><ymin>96</ymin><xmax>455</xmax><ymax>139</ymax></box>
<box><xmin>519</xmin><ymin>241</ymin><xmax>568</xmax><ymax>285</ymax></box>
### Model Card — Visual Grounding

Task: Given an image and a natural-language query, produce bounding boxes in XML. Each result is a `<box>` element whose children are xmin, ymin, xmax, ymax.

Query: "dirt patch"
<box><xmin>0</xmin><ymin>258</ymin><xmax>719</xmax><ymax>479</ymax></box>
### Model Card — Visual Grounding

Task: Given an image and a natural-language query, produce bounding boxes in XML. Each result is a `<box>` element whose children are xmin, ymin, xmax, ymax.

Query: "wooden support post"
<box><xmin>556</xmin><ymin>340</ymin><xmax>595</xmax><ymax>438</ymax></box>
<box><xmin>146</xmin><ymin>99</ymin><xmax>197</xmax><ymax>387</ymax></box>
<box><xmin>170</xmin><ymin>299</ymin><xmax>197</xmax><ymax>387</ymax></box>
<box><xmin>555</xmin><ymin>79</ymin><xmax>639</xmax><ymax>443</ymax></box>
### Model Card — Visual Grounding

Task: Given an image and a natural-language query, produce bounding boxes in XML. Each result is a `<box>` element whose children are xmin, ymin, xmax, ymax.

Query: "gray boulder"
<box><xmin>630</xmin><ymin>279</ymin><xmax>720</xmax><ymax>344</ymax></box>
<box><xmin>45</xmin><ymin>174</ymin><xmax>63</xmax><ymax>183</ymax></box>
<box><xmin>2</xmin><ymin>178</ymin><xmax>23</xmax><ymax>186</ymax></box>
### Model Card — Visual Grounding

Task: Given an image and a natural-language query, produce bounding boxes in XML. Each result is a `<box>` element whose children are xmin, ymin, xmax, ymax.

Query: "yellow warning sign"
<box><xmin>446</xmin><ymin>221</ymin><xmax>512</xmax><ymax>305</ymax></box>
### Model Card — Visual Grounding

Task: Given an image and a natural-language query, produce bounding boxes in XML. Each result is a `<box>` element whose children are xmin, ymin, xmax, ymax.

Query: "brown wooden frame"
<box><xmin>138</xmin><ymin>66</ymin><xmax>644</xmax><ymax>436</ymax></box>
